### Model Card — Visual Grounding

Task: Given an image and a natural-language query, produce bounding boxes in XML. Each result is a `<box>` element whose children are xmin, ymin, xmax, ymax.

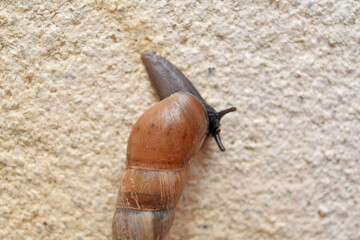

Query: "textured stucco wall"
<box><xmin>1</xmin><ymin>0</ymin><xmax>360</xmax><ymax>239</ymax></box>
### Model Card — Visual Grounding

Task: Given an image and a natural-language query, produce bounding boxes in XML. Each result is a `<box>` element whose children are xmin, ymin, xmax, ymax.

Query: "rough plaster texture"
<box><xmin>1</xmin><ymin>0</ymin><xmax>360</xmax><ymax>239</ymax></box>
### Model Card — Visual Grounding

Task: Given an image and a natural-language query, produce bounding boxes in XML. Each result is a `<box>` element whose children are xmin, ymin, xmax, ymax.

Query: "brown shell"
<box><xmin>116</xmin><ymin>167</ymin><xmax>189</xmax><ymax>211</ymax></box>
<box><xmin>126</xmin><ymin>91</ymin><xmax>208</xmax><ymax>171</ymax></box>
<box><xmin>113</xmin><ymin>92</ymin><xmax>209</xmax><ymax>240</ymax></box>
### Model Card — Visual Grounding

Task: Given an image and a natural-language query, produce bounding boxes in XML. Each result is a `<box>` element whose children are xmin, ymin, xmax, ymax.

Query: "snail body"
<box><xmin>112</xmin><ymin>53</ymin><xmax>235</xmax><ymax>240</ymax></box>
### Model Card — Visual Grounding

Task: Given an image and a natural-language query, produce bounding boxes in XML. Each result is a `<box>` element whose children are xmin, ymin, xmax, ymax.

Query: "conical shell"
<box><xmin>113</xmin><ymin>92</ymin><xmax>209</xmax><ymax>240</ymax></box>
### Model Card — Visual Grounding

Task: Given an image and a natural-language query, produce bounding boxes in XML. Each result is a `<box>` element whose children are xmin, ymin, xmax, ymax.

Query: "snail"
<box><xmin>112</xmin><ymin>53</ymin><xmax>236</xmax><ymax>240</ymax></box>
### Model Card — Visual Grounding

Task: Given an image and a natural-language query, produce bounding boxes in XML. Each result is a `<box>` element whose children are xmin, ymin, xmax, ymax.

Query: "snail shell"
<box><xmin>112</xmin><ymin>92</ymin><xmax>208</xmax><ymax>240</ymax></box>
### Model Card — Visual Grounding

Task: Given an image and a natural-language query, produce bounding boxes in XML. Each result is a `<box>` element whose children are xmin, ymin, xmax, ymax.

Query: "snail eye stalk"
<box><xmin>218</xmin><ymin>107</ymin><xmax>237</xmax><ymax>120</ymax></box>
<box><xmin>214</xmin><ymin>129</ymin><xmax>225</xmax><ymax>151</ymax></box>
<box><xmin>213</xmin><ymin>107</ymin><xmax>236</xmax><ymax>151</ymax></box>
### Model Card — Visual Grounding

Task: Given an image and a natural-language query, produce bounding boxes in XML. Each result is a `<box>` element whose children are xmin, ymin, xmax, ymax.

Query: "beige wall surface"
<box><xmin>1</xmin><ymin>0</ymin><xmax>360</xmax><ymax>239</ymax></box>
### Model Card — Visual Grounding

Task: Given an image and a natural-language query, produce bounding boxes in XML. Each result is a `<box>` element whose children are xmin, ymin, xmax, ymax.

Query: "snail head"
<box><xmin>206</xmin><ymin>106</ymin><xmax>236</xmax><ymax>151</ymax></box>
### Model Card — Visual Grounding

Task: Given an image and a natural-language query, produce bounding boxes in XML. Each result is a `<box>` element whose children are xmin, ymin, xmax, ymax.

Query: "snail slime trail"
<box><xmin>112</xmin><ymin>53</ymin><xmax>236</xmax><ymax>240</ymax></box>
